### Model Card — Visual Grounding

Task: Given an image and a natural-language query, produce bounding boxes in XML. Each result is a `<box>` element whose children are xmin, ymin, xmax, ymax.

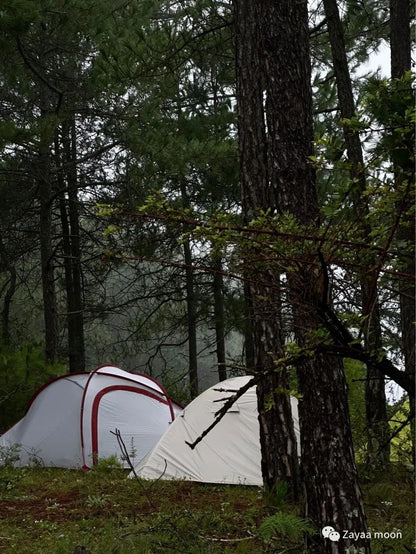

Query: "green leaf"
<box><xmin>103</xmin><ymin>224</ymin><xmax>120</xmax><ymax>236</ymax></box>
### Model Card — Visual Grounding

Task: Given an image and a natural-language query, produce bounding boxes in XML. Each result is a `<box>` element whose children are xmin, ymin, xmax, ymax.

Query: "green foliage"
<box><xmin>102</xmin><ymin>224</ymin><xmax>121</xmax><ymax>237</ymax></box>
<box><xmin>0</xmin><ymin>467</ymin><xmax>265</xmax><ymax>553</ymax></box>
<box><xmin>0</xmin><ymin>444</ymin><xmax>21</xmax><ymax>468</ymax></box>
<box><xmin>85</xmin><ymin>493</ymin><xmax>109</xmax><ymax>508</ymax></box>
<box><xmin>388</xmin><ymin>398</ymin><xmax>413</xmax><ymax>465</ymax></box>
<box><xmin>362</xmin><ymin>464</ymin><xmax>415</xmax><ymax>553</ymax></box>
<box><xmin>364</xmin><ymin>72</ymin><xmax>415</xmax><ymax>169</ymax></box>
<box><xmin>90</xmin><ymin>455</ymin><xmax>123</xmax><ymax>472</ymax></box>
<box><xmin>0</xmin><ymin>120</ymin><xmax>34</xmax><ymax>148</ymax></box>
<box><xmin>258</xmin><ymin>511</ymin><xmax>315</xmax><ymax>541</ymax></box>
<box><xmin>0</xmin><ymin>9</ymin><xmax>413</xmax><ymax>547</ymax></box>
<box><xmin>260</xmin><ymin>483</ymin><xmax>315</xmax><ymax>548</ymax></box>
<box><xmin>156</xmin><ymin>368</ymin><xmax>191</xmax><ymax>406</ymax></box>
<box><xmin>263</xmin><ymin>481</ymin><xmax>289</xmax><ymax>510</ymax></box>
<box><xmin>0</xmin><ymin>342</ymin><xmax>65</xmax><ymax>431</ymax></box>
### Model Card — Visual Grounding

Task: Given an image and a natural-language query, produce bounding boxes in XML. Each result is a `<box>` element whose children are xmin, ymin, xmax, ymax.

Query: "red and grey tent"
<box><xmin>0</xmin><ymin>365</ymin><xmax>181</xmax><ymax>468</ymax></box>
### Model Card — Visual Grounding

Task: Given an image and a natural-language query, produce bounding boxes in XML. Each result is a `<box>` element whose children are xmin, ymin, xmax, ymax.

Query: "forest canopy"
<box><xmin>0</xmin><ymin>1</ymin><xmax>414</xmax><ymax>550</ymax></box>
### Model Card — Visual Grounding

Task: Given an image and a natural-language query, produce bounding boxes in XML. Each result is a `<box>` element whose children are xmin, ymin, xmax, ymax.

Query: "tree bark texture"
<box><xmin>180</xmin><ymin>183</ymin><xmax>199</xmax><ymax>398</ymax></box>
<box><xmin>234</xmin><ymin>0</ymin><xmax>369</xmax><ymax>550</ymax></box>
<box><xmin>212</xmin><ymin>253</ymin><xmax>227</xmax><ymax>382</ymax></box>
<box><xmin>390</xmin><ymin>0</ymin><xmax>411</xmax><ymax>77</ymax></box>
<box><xmin>38</xmin><ymin>95</ymin><xmax>59</xmax><ymax>364</ymax></box>
<box><xmin>234</xmin><ymin>0</ymin><xmax>300</xmax><ymax>500</ymax></box>
<box><xmin>323</xmin><ymin>0</ymin><xmax>390</xmax><ymax>467</ymax></box>
<box><xmin>390</xmin><ymin>0</ymin><xmax>415</xmax><ymax>461</ymax></box>
<box><xmin>39</xmin><ymin>164</ymin><xmax>58</xmax><ymax>363</ymax></box>
<box><xmin>63</xmin><ymin>119</ymin><xmax>85</xmax><ymax>373</ymax></box>
<box><xmin>291</xmin><ymin>271</ymin><xmax>370</xmax><ymax>553</ymax></box>
<box><xmin>0</xmin><ymin>231</ymin><xmax>16</xmax><ymax>343</ymax></box>
<box><xmin>57</xmin><ymin>118</ymin><xmax>86</xmax><ymax>374</ymax></box>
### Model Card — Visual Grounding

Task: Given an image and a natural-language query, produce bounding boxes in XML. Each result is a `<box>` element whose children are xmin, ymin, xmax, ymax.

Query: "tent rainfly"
<box><xmin>130</xmin><ymin>375</ymin><xmax>300</xmax><ymax>486</ymax></box>
<box><xmin>0</xmin><ymin>365</ymin><xmax>180</xmax><ymax>468</ymax></box>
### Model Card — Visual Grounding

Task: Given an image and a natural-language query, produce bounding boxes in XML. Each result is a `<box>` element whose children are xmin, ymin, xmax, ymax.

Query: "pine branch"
<box><xmin>16</xmin><ymin>37</ymin><xmax>63</xmax><ymax>110</ymax></box>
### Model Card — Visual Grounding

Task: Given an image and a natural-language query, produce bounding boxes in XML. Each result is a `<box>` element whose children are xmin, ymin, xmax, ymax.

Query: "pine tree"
<box><xmin>233</xmin><ymin>0</ymin><xmax>369</xmax><ymax>550</ymax></box>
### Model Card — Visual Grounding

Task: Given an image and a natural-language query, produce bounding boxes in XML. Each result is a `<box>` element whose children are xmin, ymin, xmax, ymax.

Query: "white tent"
<box><xmin>131</xmin><ymin>375</ymin><xmax>299</xmax><ymax>486</ymax></box>
<box><xmin>0</xmin><ymin>365</ymin><xmax>180</xmax><ymax>468</ymax></box>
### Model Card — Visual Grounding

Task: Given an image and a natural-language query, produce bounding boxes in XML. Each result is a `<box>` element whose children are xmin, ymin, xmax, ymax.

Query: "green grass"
<box><xmin>0</xmin><ymin>464</ymin><xmax>414</xmax><ymax>553</ymax></box>
<box><xmin>360</xmin><ymin>465</ymin><xmax>415</xmax><ymax>553</ymax></box>
<box><xmin>0</xmin><ymin>466</ymin><xmax>268</xmax><ymax>553</ymax></box>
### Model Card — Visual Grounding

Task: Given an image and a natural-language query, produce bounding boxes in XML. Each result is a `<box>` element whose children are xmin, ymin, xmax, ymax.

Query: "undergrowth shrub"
<box><xmin>0</xmin><ymin>444</ymin><xmax>21</xmax><ymax>468</ymax></box>
<box><xmin>0</xmin><ymin>341</ymin><xmax>65</xmax><ymax>431</ymax></box>
<box><xmin>258</xmin><ymin>511</ymin><xmax>315</xmax><ymax>542</ymax></box>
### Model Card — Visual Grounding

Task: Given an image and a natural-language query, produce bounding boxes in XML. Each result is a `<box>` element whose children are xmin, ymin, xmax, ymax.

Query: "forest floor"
<box><xmin>0</xmin><ymin>463</ymin><xmax>414</xmax><ymax>553</ymax></box>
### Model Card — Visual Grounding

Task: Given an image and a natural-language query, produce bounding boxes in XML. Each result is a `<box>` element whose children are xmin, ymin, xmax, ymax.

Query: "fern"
<box><xmin>258</xmin><ymin>511</ymin><xmax>315</xmax><ymax>541</ymax></box>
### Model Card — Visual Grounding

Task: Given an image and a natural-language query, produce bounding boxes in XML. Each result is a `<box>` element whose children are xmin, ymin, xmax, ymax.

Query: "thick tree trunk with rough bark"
<box><xmin>390</xmin><ymin>0</ymin><xmax>415</xmax><ymax>460</ymax></box>
<box><xmin>234</xmin><ymin>0</ymin><xmax>300</xmax><ymax>499</ymax></box>
<box><xmin>251</xmin><ymin>279</ymin><xmax>300</xmax><ymax>498</ymax></box>
<box><xmin>290</xmin><ymin>270</ymin><xmax>370</xmax><ymax>553</ymax></box>
<box><xmin>322</xmin><ymin>0</ymin><xmax>390</xmax><ymax>467</ymax></box>
<box><xmin>234</xmin><ymin>0</ymin><xmax>370</xmax><ymax>550</ymax></box>
<box><xmin>390</xmin><ymin>0</ymin><xmax>411</xmax><ymax>75</ymax></box>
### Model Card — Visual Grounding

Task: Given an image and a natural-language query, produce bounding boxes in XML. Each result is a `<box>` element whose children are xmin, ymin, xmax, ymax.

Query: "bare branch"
<box><xmin>185</xmin><ymin>374</ymin><xmax>260</xmax><ymax>450</ymax></box>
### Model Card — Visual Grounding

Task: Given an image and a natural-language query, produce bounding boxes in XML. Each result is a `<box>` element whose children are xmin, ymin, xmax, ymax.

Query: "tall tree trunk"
<box><xmin>323</xmin><ymin>0</ymin><xmax>390</xmax><ymax>467</ymax></box>
<box><xmin>183</xmin><ymin>236</ymin><xmax>198</xmax><ymax>398</ymax></box>
<box><xmin>180</xmin><ymin>183</ymin><xmax>198</xmax><ymax>398</ymax></box>
<box><xmin>212</xmin><ymin>252</ymin><xmax>227</xmax><ymax>382</ymax></box>
<box><xmin>235</xmin><ymin>0</ymin><xmax>300</xmax><ymax>500</ymax></box>
<box><xmin>0</xmin><ymin>232</ymin><xmax>16</xmax><ymax>343</ymax></box>
<box><xmin>57</xmin><ymin>121</ymin><xmax>85</xmax><ymax>374</ymax></box>
<box><xmin>390</xmin><ymin>0</ymin><xmax>415</xmax><ymax>461</ymax></box>
<box><xmin>62</xmin><ymin>119</ymin><xmax>85</xmax><ymax>373</ymax></box>
<box><xmin>39</xmin><ymin>161</ymin><xmax>58</xmax><ymax>363</ymax></box>
<box><xmin>234</xmin><ymin>0</ymin><xmax>370</xmax><ymax>549</ymax></box>
<box><xmin>390</xmin><ymin>0</ymin><xmax>411</xmax><ymax>74</ymax></box>
<box><xmin>260</xmin><ymin>3</ymin><xmax>369</xmax><ymax>549</ymax></box>
<box><xmin>38</xmin><ymin>94</ymin><xmax>59</xmax><ymax>363</ymax></box>
<box><xmin>251</xmin><ymin>278</ymin><xmax>300</xmax><ymax>498</ymax></box>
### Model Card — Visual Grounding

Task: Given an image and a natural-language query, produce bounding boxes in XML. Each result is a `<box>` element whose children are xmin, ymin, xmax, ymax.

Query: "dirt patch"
<box><xmin>0</xmin><ymin>482</ymin><xmax>262</xmax><ymax>526</ymax></box>
<box><xmin>0</xmin><ymin>491</ymin><xmax>82</xmax><ymax>523</ymax></box>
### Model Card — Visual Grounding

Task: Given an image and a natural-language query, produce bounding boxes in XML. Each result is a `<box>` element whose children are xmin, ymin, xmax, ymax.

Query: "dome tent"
<box><xmin>131</xmin><ymin>375</ymin><xmax>300</xmax><ymax>486</ymax></box>
<box><xmin>0</xmin><ymin>365</ymin><xmax>180</xmax><ymax>468</ymax></box>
